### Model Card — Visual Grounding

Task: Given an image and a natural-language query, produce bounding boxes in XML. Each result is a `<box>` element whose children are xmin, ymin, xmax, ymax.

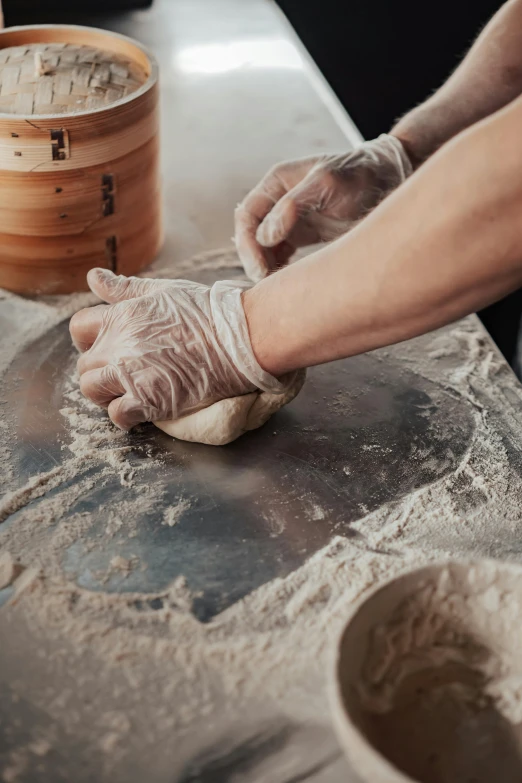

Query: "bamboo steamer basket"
<box><xmin>0</xmin><ymin>24</ymin><xmax>161</xmax><ymax>294</ymax></box>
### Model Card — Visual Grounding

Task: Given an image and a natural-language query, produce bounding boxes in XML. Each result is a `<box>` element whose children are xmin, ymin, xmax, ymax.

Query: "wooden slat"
<box><xmin>14</xmin><ymin>91</ymin><xmax>34</xmax><ymax>114</ymax></box>
<box><xmin>7</xmin><ymin>46</ymin><xmax>28</xmax><ymax>60</ymax></box>
<box><xmin>93</xmin><ymin>62</ymin><xmax>110</xmax><ymax>83</ymax></box>
<box><xmin>19</xmin><ymin>57</ymin><xmax>35</xmax><ymax>82</ymax></box>
<box><xmin>110</xmin><ymin>62</ymin><xmax>129</xmax><ymax>79</ymax></box>
<box><xmin>44</xmin><ymin>53</ymin><xmax>60</xmax><ymax>68</ymax></box>
<box><xmin>34</xmin><ymin>103</ymin><xmax>67</xmax><ymax>114</ymax></box>
<box><xmin>12</xmin><ymin>82</ymin><xmax>35</xmax><ymax>94</ymax></box>
<box><xmin>86</xmin><ymin>94</ymin><xmax>106</xmax><ymax>110</ymax></box>
<box><xmin>1</xmin><ymin>66</ymin><xmax>20</xmax><ymax>95</ymax></box>
<box><xmin>59</xmin><ymin>47</ymin><xmax>79</xmax><ymax>64</ymax></box>
<box><xmin>53</xmin><ymin>72</ymin><xmax>72</xmax><ymax>96</ymax></box>
<box><xmin>105</xmin><ymin>86</ymin><xmax>124</xmax><ymax>104</ymax></box>
<box><xmin>34</xmin><ymin>75</ymin><xmax>53</xmax><ymax>105</ymax></box>
<box><xmin>54</xmin><ymin>93</ymin><xmax>85</xmax><ymax>107</ymax></box>
<box><xmin>77</xmin><ymin>47</ymin><xmax>98</xmax><ymax>63</ymax></box>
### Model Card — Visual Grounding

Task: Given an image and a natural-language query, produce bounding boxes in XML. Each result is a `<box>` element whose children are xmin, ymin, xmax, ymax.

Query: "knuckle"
<box><xmin>266</xmin><ymin>163</ymin><xmax>283</xmax><ymax>179</ymax></box>
<box><xmin>77</xmin><ymin>349</ymin><xmax>97</xmax><ymax>378</ymax></box>
<box><xmin>105</xmin><ymin>364</ymin><xmax>120</xmax><ymax>384</ymax></box>
<box><xmin>237</xmin><ymin>215</ymin><xmax>258</xmax><ymax>234</ymax></box>
<box><xmin>108</xmin><ymin>398</ymin><xmax>126</xmax><ymax>427</ymax></box>
<box><xmin>110</xmin><ymin>398</ymin><xmax>145</xmax><ymax>430</ymax></box>
<box><xmin>69</xmin><ymin>310</ymin><xmax>84</xmax><ymax>335</ymax></box>
<box><xmin>108</xmin><ymin>274</ymin><xmax>130</xmax><ymax>297</ymax></box>
<box><xmin>234</xmin><ymin>204</ymin><xmax>256</xmax><ymax>228</ymax></box>
<box><xmin>270</xmin><ymin>158</ymin><xmax>296</xmax><ymax>177</ymax></box>
<box><xmin>79</xmin><ymin>371</ymin><xmax>93</xmax><ymax>396</ymax></box>
<box><xmin>76</xmin><ymin>355</ymin><xmax>87</xmax><ymax>376</ymax></box>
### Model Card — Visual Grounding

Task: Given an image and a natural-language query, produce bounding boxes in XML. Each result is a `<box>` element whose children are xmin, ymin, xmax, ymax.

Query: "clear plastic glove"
<box><xmin>69</xmin><ymin>268</ymin><xmax>289</xmax><ymax>430</ymax></box>
<box><xmin>234</xmin><ymin>133</ymin><xmax>412</xmax><ymax>281</ymax></box>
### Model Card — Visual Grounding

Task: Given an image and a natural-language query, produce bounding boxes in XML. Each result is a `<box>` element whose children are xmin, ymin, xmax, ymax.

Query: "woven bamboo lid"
<box><xmin>0</xmin><ymin>42</ymin><xmax>148</xmax><ymax>115</ymax></box>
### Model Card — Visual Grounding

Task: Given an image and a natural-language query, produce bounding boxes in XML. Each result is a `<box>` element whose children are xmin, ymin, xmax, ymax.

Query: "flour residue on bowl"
<box><xmin>357</xmin><ymin>563</ymin><xmax>522</xmax><ymax>783</ymax></box>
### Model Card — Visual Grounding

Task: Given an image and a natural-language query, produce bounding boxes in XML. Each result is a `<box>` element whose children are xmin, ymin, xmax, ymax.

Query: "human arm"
<box><xmin>243</xmin><ymin>95</ymin><xmax>522</xmax><ymax>375</ymax></box>
<box><xmin>393</xmin><ymin>0</ymin><xmax>522</xmax><ymax>165</ymax></box>
<box><xmin>72</xmin><ymin>94</ymin><xmax>522</xmax><ymax>428</ymax></box>
<box><xmin>236</xmin><ymin>0</ymin><xmax>522</xmax><ymax>281</ymax></box>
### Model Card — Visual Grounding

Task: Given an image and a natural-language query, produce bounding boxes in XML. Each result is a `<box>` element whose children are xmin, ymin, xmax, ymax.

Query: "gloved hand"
<box><xmin>69</xmin><ymin>268</ymin><xmax>288</xmax><ymax>430</ymax></box>
<box><xmin>234</xmin><ymin>133</ymin><xmax>412</xmax><ymax>281</ymax></box>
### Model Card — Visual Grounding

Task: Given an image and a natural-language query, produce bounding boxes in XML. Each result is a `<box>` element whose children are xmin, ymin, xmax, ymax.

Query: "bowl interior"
<box><xmin>334</xmin><ymin>560</ymin><xmax>522</xmax><ymax>783</ymax></box>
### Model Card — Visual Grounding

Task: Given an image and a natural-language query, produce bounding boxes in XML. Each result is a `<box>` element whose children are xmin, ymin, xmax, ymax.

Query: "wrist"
<box><xmin>242</xmin><ymin>283</ymin><xmax>297</xmax><ymax>378</ymax></box>
<box><xmin>389</xmin><ymin>131</ymin><xmax>425</xmax><ymax>171</ymax></box>
<box><xmin>391</xmin><ymin>100</ymin><xmax>462</xmax><ymax>169</ymax></box>
<box><xmin>210</xmin><ymin>281</ymin><xmax>285</xmax><ymax>393</ymax></box>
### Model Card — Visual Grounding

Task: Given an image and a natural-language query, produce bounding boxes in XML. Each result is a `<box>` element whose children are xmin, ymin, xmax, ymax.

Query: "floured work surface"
<box><xmin>2</xmin><ymin>249</ymin><xmax>522</xmax><ymax>783</ymax></box>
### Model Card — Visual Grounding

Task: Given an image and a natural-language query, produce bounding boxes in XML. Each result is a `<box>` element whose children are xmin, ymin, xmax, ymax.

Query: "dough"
<box><xmin>155</xmin><ymin>370</ymin><xmax>305</xmax><ymax>446</ymax></box>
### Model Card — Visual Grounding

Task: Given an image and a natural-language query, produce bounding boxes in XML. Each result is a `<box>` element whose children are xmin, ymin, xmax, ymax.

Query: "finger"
<box><xmin>234</xmin><ymin>208</ymin><xmax>272</xmax><ymax>282</ymax></box>
<box><xmin>87</xmin><ymin>268</ymin><xmax>167</xmax><ymax>304</ymax></box>
<box><xmin>108</xmin><ymin>394</ymin><xmax>152</xmax><ymax>430</ymax></box>
<box><xmin>77</xmin><ymin>348</ymin><xmax>107</xmax><ymax>376</ymax></box>
<box><xmin>256</xmin><ymin>192</ymin><xmax>299</xmax><ymax>248</ymax></box>
<box><xmin>240</xmin><ymin>172</ymin><xmax>288</xmax><ymax>223</ymax></box>
<box><xmin>79</xmin><ymin>364</ymin><xmax>126</xmax><ymax>407</ymax></box>
<box><xmin>69</xmin><ymin>304</ymin><xmax>108</xmax><ymax>352</ymax></box>
<box><xmin>257</xmin><ymin>173</ymin><xmax>322</xmax><ymax>248</ymax></box>
<box><xmin>234</xmin><ymin>175</ymin><xmax>289</xmax><ymax>281</ymax></box>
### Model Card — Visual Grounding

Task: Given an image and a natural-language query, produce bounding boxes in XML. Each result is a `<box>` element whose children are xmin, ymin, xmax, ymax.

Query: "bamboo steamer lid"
<box><xmin>0</xmin><ymin>25</ymin><xmax>162</xmax><ymax>295</ymax></box>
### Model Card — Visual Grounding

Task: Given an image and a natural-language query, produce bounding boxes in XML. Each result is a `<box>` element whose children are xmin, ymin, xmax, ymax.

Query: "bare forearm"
<box><xmin>244</xmin><ymin>97</ymin><xmax>522</xmax><ymax>376</ymax></box>
<box><xmin>393</xmin><ymin>0</ymin><xmax>522</xmax><ymax>165</ymax></box>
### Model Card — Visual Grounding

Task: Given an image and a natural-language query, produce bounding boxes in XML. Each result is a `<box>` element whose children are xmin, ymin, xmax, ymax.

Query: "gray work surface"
<box><xmin>2</xmin><ymin>2</ymin><xmax>522</xmax><ymax>782</ymax></box>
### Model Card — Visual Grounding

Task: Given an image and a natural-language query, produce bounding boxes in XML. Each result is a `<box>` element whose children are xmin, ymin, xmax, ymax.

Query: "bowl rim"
<box><xmin>327</xmin><ymin>556</ymin><xmax>522</xmax><ymax>783</ymax></box>
<box><xmin>0</xmin><ymin>23</ymin><xmax>159</xmax><ymax>121</ymax></box>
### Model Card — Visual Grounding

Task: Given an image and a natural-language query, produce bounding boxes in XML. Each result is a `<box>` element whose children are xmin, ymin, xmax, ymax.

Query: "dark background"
<box><xmin>3</xmin><ymin>0</ymin><xmax>521</xmax><ymax>364</ymax></box>
<box><xmin>276</xmin><ymin>0</ymin><xmax>501</xmax><ymax>139</ymax></box>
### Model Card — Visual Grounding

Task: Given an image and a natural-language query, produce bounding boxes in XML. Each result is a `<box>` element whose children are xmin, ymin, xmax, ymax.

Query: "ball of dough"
<box><xmin>155</xmin><ymin>370</ymin><xmax>306</xmax><ymax>446</ymax></box>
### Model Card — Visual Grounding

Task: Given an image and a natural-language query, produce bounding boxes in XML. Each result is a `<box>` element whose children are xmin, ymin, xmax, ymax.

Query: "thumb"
<box><xmin>256</xmin><ymin>173</ymin><xmax>321</xmax><ymax>248</ymax></box>
<box><xmin>87</xmin><ymin>268</ymin><xmax>163</xmax><ymax>303</ymax></box>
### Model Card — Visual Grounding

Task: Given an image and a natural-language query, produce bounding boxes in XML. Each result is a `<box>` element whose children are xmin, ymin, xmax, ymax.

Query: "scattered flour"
<box><xmin>59</xmin><ymin>378</ymin><xmax>138</xmax><ymax>488</ymax></box>
<box><xmin>1</xmin><ymin>252</ymin><xmax>522</xmax><ymax>780</ymax></box>
<box><xmin>109</xmin><ymin>556</ymin><xmax>138</xmax><ymax>577</ymax></box>
<box><xmin>162</xmin><ymin>498</ymin><xmax>192</xmax><ymax>527</ymax></box>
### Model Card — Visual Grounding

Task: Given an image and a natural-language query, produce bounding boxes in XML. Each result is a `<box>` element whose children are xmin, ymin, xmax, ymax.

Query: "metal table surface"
<box><xmin>3</xmin><ymin>319</ymin><xmax>477</xmax><ymax>622</ymax></box>
<box><xmin>2</xmin><ymin>2</ymin><xmax>522</xmax><ymax>782</ymax></box>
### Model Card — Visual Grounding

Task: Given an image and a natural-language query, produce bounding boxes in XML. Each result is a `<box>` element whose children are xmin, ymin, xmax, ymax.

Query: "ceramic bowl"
<box><xmin>329</xmin><ymin>559</ymin><xmax>522</xmax><ymax>783</ymax></box>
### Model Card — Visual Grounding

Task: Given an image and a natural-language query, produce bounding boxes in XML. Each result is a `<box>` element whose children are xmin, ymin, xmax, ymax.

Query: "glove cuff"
<box><xmin>210</xmin><ymin>280</ymin><xmax>287</xmax><ymax>394</ymax></box>
<box><xmin>376</xmin><ymin>133</ymin><xmax>414</xmax><ymax>181</ymax></box>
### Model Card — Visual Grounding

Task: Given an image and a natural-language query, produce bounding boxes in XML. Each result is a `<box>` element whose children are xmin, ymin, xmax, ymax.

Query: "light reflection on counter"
<box><xmin>175</xmin><ymin>37</ymin><xmax>302</xmax><ymax>74</ymax></box>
